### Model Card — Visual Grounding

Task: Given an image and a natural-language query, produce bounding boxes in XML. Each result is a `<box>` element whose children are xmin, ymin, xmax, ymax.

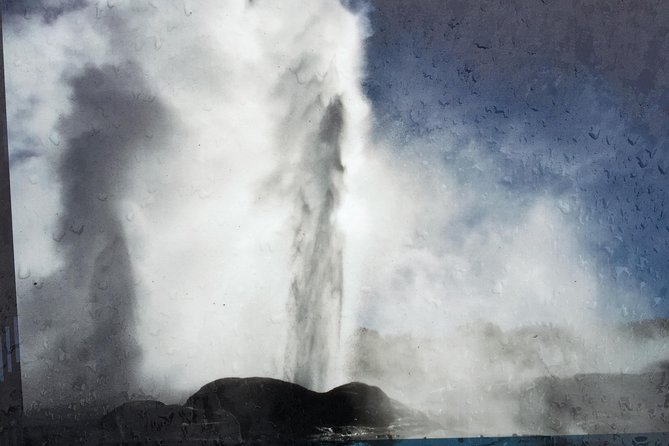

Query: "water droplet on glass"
<box><xmin>69</xmin><ymin>223</ymin><xmax>84</xmax><ymax>235</ymax></box>
<box><xmin>48</xmin><ymin>132</ymin><xmax>61</xmax><ymax>146</ymax></box>
<box><xmin>197</xmin><ymin>187</ymin><xmax>212</xmax><ymax>199</ymax></box>
<box><xmin>558</xmin><ymin>199</ymin><xmax>571</xmax><ymax>214</ymax></box>
<box><xmin>17</xmin><ymin>265</ymin><xmax>31</xmax><ymax>279</ymax></box>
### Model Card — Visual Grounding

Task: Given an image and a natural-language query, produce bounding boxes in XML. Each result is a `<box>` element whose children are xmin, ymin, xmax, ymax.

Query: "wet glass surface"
<box><xmin>1</xmin><ymin>1</ymin><xmax>668</xmax><ymax>443</ymax></box>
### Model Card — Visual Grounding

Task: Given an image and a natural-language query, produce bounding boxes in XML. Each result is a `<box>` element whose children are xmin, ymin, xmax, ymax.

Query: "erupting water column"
<box><xmin>266</xmin><ymin>2</ymin><xmax>369</xmax><ymax>392</ymax></box>
<box><xmin>283</xmin><ymin>95</ymin><xmax>346</xmax><ymax>391</ymax></box>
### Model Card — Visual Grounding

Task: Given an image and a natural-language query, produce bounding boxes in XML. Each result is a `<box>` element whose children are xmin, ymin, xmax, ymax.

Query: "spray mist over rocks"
<box><xmin>4</xmin><ymin>0</ymin><xmax>669</xmax><ymax>437</ymax></box>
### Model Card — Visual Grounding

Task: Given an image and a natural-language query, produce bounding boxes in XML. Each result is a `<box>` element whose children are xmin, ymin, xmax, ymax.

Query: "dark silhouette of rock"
<box><xmin>100</xmin><ymin>399</ymin><xmax>241</xmax><ymax>443</ymax></box>
<box><xmin>185</xmin><ymin>377</ymin><xmax>416</xmax><ymax>440</ymax></box>
<box><xmin>323</xmin><ymin>381</ymin><xmax>400</xmax><ymax>427</ymax></box>
<box><xmin>100</xmin><ymin>400</ymin><xmax>166</xmax><ymax>433</ymax></box>
<box><xmin>24</xmin><ymin>378</ymin><xmax>428</xmax><ymax>443</ymax></box>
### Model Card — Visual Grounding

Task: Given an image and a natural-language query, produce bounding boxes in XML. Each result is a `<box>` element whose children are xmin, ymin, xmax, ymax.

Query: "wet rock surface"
<box><xmin>185</xmin><ymin>377</ymin><xmax>430</xmax><ymax>441</ymax></box>
<box><xmin>98</xmin><ymin>399</ymin><xmax>242</xmax><ymax>443</ymax></box>
<box><xmin>22</xmin><ymin>377</ymin><xmax>432</xmax><ymax>444</ymax></box>
<box><xmin>21</xmin><ymin>374</ymin><xmax>669</xmax><ymax>444</ymax></box>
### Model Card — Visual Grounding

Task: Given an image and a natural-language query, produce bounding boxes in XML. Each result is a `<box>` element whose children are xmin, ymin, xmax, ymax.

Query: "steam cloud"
<box><xmin>6</xmin><ymin>0</ymin><xmax>371</xmax><ymax>401</ymax></box>
<box><xmin>3</xmin><ymin>0</ymin><xmax>668</xmax><ymax>436</ymax></box>
<box><xmin>16</xmin><ymin>62</ymin><xmax>176</xmax><ymax>406</ymax></box>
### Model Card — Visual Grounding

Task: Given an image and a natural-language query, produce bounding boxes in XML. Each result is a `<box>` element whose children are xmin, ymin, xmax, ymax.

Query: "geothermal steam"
<box><xmin>5</xmin><ymin>0</ymin><xmax>370</xmax><ymax>401</ymax></box>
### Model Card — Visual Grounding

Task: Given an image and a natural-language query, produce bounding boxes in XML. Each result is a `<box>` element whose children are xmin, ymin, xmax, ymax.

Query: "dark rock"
<box><xmin>26</xmin><ymin>378</ymin><xmax>431</xmax><ymax>443</ymax></box>
<box><xmin>100</xmin><ymin>400</ymin><xmax>165</xmax><ymax>433</ymax></box>
<box><xmin>322</xmin><ymin>381</ymin><xmax>399</xmax><ymax>427</ymax></box>
<box><xmin>185</xmin><ymin>377</ymin><xmax>413</xmax><ymax>440</ymax></box>
<box><xmin>100</xmin><ymin>399</ymin><xmax>241</xmax><ymax>443</ymax></box>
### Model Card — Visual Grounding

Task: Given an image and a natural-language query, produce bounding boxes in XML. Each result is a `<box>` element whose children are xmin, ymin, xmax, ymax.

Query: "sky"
<box><xmin>361</xmin><ymin>0</ymin><xmax>669</xmax><ymax>315</ymax></box>
<box><xmin>2</xmin><ymin>0</ymin><xmax>669</xmax><ymax>435</ymax></box>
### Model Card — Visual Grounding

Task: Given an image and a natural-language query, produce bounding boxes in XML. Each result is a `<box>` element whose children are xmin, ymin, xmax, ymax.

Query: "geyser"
<box><xmin>284</xmin><ymin>96</ymin><xmax>345</xmax><ymax>390</ymax></box>
<box><xmin>6</xmin><ymin>0</ymin><xmax>372</xmax><ymax>403</ymax></box>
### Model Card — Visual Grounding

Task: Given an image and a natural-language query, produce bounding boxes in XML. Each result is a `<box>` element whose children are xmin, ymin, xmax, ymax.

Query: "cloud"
<box><xmin>340</xmin><ymin>142</ymin><xmax>650</xmax><ymax>338</ymax></box>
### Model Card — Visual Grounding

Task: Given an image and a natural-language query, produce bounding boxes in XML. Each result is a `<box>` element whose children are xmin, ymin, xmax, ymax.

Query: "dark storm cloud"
<box><xmin>2</xmin><ymin>0</ymin><xmax>87</xmax><ymax>23</ymax></box>
<box><xmin>23</xmin><ymin>62</ymin><xmax>176</xmax><ymax>406</ymax></box>
<box><xmin>365</xmin><ymin>0</ymin><xmax>669</xmax><ymax>315</ymax></box>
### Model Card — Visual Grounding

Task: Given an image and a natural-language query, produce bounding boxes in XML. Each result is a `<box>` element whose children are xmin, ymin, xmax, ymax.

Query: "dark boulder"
<box><xmin>185</xmin><ymin>377</ymin><xmax>315</xmax><ymax>438</ymax></box>
<box><xmin>100</xmin><ymin>399</ymin><xmax>241</xmax><ymax>443</ymax></box>
<box><xmin>322</xmin><ymin>381</ymin><xmax>400</xmax><ymax>427</ymax></box>
<box><xmin>100</xmin><ymin>400</ymin><xmax>168</xmax><ymax>436</ymax></box>
<box><xmin>185</xmin><ymin>377</ymin><xmax>412</xmax><ymax>440</ymax></box>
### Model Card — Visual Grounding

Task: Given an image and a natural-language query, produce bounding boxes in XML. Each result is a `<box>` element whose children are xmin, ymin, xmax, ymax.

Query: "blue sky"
<box><xmin>362</xmin><ymin>0</ymin><xmax>669</xmax><ymax>317</ymax></box>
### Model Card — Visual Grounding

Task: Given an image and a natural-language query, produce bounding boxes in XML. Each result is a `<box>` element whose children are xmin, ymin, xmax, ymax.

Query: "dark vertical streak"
<box><xmin>0</xmin><ymin>8</ymin><xmax>24</xmax><ymax>444</ymax></box>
